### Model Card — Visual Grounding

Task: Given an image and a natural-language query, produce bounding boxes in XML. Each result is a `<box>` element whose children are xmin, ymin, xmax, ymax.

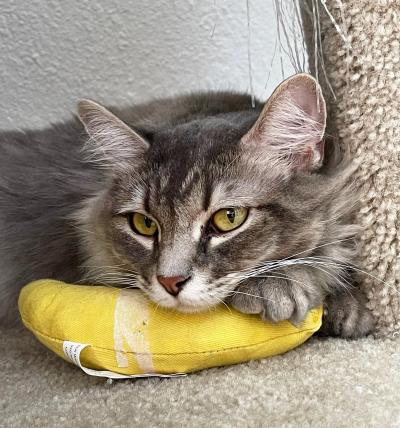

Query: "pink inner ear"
<box><xmin>288</xmin><ymin>82</ymin><xmax>325</xmax><ymax>128</ymax></box>
<box><xmin>288</xmin><ymin>82</ymin><xmax>326</xmax><ymax>171</ymax></box>
<box><xmin>242</xmin><ymin>75</ymin><xmax>326</xmax><ymax>173</ymax></box>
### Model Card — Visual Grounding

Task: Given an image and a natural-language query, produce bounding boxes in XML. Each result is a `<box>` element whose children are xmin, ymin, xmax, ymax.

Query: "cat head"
<box><xmin>76</xmin><ymin>74</ymin><xmax>353</xmax><ymax>312</ymax></box>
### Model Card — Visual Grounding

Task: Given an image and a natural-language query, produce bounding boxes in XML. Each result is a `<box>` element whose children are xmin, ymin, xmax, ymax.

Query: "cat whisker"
<box><xmin>238</xmin><ymin>256</ymin><xmax>346</xmax><ymax>280</ymax></box>
<box><xmin>90</xmin><ymin>273</ymin><xmax>138</xmax><ymax>282</ymax></box>
<box><xmin>88</xmin><ymin>271</ymin><xmax>141</xmax><ymax>289</ymax></box>
<box><xmin>120</xmin><ymin>284</ymin><xmax>140</xmax><ymax>290</ymax></box>
<box><xmin>235</xmin><ymin>236</ymin><xmax>356</xmax><ymax>277</ymax></box>
<box><xmin>68</xmin><ymin>224</ymin><xmax>114</xmax><ymax>246</ymax></box>
<box><xmin>227</xmin><ymin>290</ymin><xmax>277</xmax><ymax>304</ymax></box>
<box><xmin>305</xmin><ymin>256</ymin><xmax>400</xmax><ymax>296</ymax></box>
<box><xmin>240</xmin><ymin>273</ymin><xmax>316</xmax><ymax>292</ymax></box>
<box><xmin>212</xmin><ymin>295</ymin><xmax>233</xmax><ymax>314</ymax></box>
<box><xmin>93</xmin><ymin>273</ymin><xmax>139</xmax><ymax>281</ymax></box>
<box><xmin>232</xmin><ymin>256</ymin><xmax>356</xmax><ymax>297</ymax></box>
<box><xmin>84</xmin><ymin>264</ymin><xmax>140</xmax><ymax>276</ymax></box>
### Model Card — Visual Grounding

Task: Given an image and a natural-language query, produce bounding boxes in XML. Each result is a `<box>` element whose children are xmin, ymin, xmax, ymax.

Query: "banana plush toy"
<box><xmin>19</xmin><ymin>280</ymin><xmax>322</xmax><ymax>378</ymax></box>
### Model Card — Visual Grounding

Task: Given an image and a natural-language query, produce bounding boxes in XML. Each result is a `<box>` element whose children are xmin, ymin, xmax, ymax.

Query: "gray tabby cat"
<box><xmin>0</xmin><ymin>74</ymin><xmax>373</xmax><ymax>336</ymax></box>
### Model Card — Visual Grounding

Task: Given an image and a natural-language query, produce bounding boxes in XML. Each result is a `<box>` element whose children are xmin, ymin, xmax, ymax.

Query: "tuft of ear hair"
<box><xmin>77</xmin><ymin>99</ymin><xmax>149</xmax><ymax>169</ymax></box>
<box><xmin>242</xmin><ymin>74</ymin><xmax>326</xmax><ymax>174</ymax></box>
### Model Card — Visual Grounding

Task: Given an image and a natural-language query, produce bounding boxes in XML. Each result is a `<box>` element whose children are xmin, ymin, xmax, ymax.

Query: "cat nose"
<box><xmin>157</xmin><ymin>275</ymin><xmax>190</xmax><ymax>296</ymax></box>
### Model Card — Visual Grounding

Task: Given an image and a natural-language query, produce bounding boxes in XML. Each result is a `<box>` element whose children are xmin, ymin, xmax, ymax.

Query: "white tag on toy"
<box><xmin>62</xmin><ymin>341</ymin><xmax>185</xmax><ymax>379</ymax></box>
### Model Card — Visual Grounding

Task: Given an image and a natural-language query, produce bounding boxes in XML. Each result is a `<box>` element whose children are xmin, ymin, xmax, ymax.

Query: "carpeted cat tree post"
<box><xmin>301</xmin><ymin>0</ymin><xmax>399</xmax><ymax>337</ymax></box>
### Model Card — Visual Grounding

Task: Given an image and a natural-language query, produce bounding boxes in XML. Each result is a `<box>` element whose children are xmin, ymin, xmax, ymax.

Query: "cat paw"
<box><xmin>226</xmin><ymin>277</ymin><xmax>318</xmax><ymax>325</ymax></box>
<box><xmin>318</xmin><ymin>290</ymin><xmax>375</xmax><ymax>338</ymax></box>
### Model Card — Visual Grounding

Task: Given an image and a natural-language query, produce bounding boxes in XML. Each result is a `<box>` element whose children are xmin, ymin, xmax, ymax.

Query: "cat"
<box><xmin>0</xmin><ymin>74</ymin><xmax>374</xmax><ymax>337</ymax></box>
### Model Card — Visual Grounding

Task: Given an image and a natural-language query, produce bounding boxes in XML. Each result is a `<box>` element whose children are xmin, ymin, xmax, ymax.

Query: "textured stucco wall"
<box><xmin>0</xmin><ymin>0</ymin><xmax>297</xmax><ymax>130</ymax></box>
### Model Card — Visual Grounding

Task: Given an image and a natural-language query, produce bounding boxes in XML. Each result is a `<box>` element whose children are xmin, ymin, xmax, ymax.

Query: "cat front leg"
<box><xmin>226</xmin><ymin>269</ymin><xmax>323</xmax><ymax>325</ymax></box>
<box><xmin>318</xmin><ymin>289</ymin><xmax>375</xmax><ymax>338</ymax></box>
<box><xmin>227</xmin><ymin>272</ymin><xmax>375</xmax><ymax>338</ymax></box>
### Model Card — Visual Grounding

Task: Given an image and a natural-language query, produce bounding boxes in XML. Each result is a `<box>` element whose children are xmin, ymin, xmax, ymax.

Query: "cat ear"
<box><xmin>77</xmin><ymin>99</ymin><xmax>149</xmax><ymax>168</ymax></box>
<box><xmin>242</xmin><ymin>74</ymin><xmax>326</xmax><ymax>173</ymax></box>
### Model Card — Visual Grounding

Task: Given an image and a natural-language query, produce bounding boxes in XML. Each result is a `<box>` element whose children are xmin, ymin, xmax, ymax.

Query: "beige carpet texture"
<box><xmin>2</xmin><ymin>326</ymin><xmax>400</xmax><ymax>428</ymax></box>
<box><xmin>303</xmin><ymin>0</ymin><xmax>400</xmax><ymax>337</ymax></box>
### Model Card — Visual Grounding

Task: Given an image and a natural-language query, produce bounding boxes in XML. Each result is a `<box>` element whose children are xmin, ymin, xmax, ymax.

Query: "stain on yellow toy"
<box><xmin>19</xmin><ymin>279</ymin><xmax>322</xmax><ymax>377</ymax></box>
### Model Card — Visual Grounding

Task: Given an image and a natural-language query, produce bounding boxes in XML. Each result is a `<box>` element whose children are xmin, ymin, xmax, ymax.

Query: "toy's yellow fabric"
<box><xmin>19</xmin><ymin>280</ymin><xmax>322</xmax><ymax>375</ymax></box>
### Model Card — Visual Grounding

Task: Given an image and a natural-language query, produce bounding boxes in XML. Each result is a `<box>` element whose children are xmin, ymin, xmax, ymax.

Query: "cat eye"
<box><xmin>129</xmin><ymin>212</ymin><xmax>158</xmax><ymax>236</ymax></box>
<box><xmin>212</xmin><ymin>207</ymin><xmax>248</xmax><ymax>233</ymax></box>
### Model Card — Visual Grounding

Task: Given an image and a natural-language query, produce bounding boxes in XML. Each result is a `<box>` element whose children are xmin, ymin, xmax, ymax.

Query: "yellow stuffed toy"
<box><xmin>19</xmin><ymin>280</ymin><xmax>322</xmax><ymax>378</ymax></box>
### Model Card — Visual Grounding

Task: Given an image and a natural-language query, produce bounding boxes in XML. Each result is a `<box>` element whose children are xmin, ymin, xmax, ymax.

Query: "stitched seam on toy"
<box><xmin>21</xmin><ymin>314</ymin><xmax>320</xmax><ymax>357</ymax></box>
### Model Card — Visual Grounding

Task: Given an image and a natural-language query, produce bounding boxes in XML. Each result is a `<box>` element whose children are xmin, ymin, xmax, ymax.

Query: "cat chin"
<box><xmin>147</xmin><ymin>288</ymin><xmax>218</xmax><ymax>313</ymax></box>
<box><xmin>151</xmin><ymin>295</ymin><xmax>216</xmax><ymax>314</ymax></box>
<box><xmin>173</xmin><ymin>302</ymin><xmax>212</xmax><ymax>314</ymax></box>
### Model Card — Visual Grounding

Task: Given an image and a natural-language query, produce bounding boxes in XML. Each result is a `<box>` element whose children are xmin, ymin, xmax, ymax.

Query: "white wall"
<box><xmin>0</xmin><ymin>0</ymin><xmax>299</xmax><ymax>130</ymax></box>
